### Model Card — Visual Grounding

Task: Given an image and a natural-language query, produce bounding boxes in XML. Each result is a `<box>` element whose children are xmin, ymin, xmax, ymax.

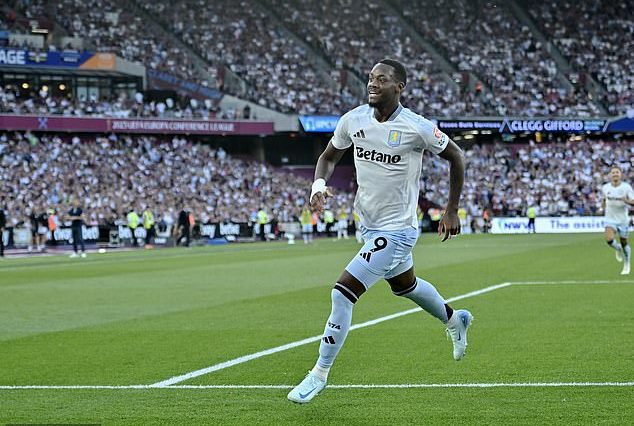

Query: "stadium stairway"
<box><xmin>381</xmin><ymin>0</ymin><xmax>468</xmax><ymax>86</ymax></box>
<box><xmin>251</xmin><ymin>0</ymin><xmax>367</xmax><ymax>101</ymax></box>
<box><xmin>381</xmin><ymin>0</ymin><xmax>489</xmax><ymax>100</ymax></box>
<box><xmin>508</xmin><ymin>0</ymin><xmax>609</xmax><ymax>115</ymax></box>
<box><xmin>127</xmin><ymin>0</ymin><xmax>227</xmax><ymax>92</ymax></box>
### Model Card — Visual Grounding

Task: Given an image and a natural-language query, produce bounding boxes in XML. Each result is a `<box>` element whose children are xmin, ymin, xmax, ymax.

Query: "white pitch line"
<box><xmin>4</xmin><ymin>279</ymin><xmax>629</xmax><ymax>391</ymax></box>
<box><xmin>2</xmin><ymin>382</ymin><xmax>634</xmax><ymax>390</ymax></box>
<box><xmin>149</xmin><ymin>282</ymin><xmax>512</xmax><ymax>387</ymax></box>
<box><xmin>513</xmin><ymin>280</ymin><xmax>634</xmax><ymax>285</ymax></box>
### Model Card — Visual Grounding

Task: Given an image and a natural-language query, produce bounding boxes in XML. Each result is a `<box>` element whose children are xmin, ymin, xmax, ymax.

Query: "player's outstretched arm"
<box><xmin>310</xmin><ymin>141</ymin><xmax>347</xmax><ymax>213</ymax></box>
<box><xmin>437</xmin><ymin>140</ymin><xmax>465</xmax><ymax>242</ymax></box>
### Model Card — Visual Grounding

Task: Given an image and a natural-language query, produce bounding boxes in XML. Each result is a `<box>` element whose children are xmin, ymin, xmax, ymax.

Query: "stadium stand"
<box><xmin>1</xmin><ymin>0</ymin><xmax>633</xmax><ymax>248</ymax></box>
<box><xmin>0</xmin><ymin>131</ymin><xmax>354</xmax><ymax>228</ymax></box>
<box><xmin>524</xmin><ymin>0</ymin><xmax>633</xmax><ymax>116</ymax></box>
<box><xmin>2</xmin><ymin>0</ymin><xmax>630</xmax><ymax>116</ymax></box>
<box><xmin>261</xmin><ymin>0</ymin><xmax>494</xmax><ymax>116</ymax></box>
<box><xmin>0</xmin><ymin>86</ymin><xmax>244</xmax><ymax>119</ymax></box>
<box><xmin>392</xmin><ymin>0</ymin><xmax>602</xmax><ymax>117</ymax></box>
<box><xmin>138</xmin><ymin>0</ymin><xmax>358</xmax><ymax>114</ymax></box>
<box><xmin>421</xmin><ymin>138</ymin><xmax>634</xmax><ymax>221</ymax></box>
<box><xmin>53</xmin><ymin>0</ymin><xmax>215</xmax><ymax>88</ymax></box>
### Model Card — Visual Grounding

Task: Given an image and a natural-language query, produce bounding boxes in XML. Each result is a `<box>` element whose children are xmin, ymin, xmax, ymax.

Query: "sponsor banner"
<box><xmin>299</xmin><ymin>115</ymin><xmax>340</xmax><ymax>133</ymax></box>
<box><xmin>437</xmin><ymin>119</ymin><xmax>608</xmax><ymax>133</ymax></box>
<box><xmin>148</xmin><ymin>69</ymin><xmax>223</xmax><ymax>101</ymax></box>
<box><xmin>51</xmin><ymin>225</ymin><xmax>100</xmax><ymax>243</ymax></box>
<box><xmin>299</xmin><ymin>115</ymin><xmax>610</xmax><ymax>134</ymax></box>
<box><xmin>0</xmin><ymin>48</ymin><xmax>94</xmax><ymax>68</ymax></box>
<box><xmin>0</xmin><ymin>115</ymin><xmax>274</xmax><ymax>135</ymax></box>
<box><xmin>491</xmin><ymin>216</ymin><xmax>616</xmax><ymax>234</ymax></box>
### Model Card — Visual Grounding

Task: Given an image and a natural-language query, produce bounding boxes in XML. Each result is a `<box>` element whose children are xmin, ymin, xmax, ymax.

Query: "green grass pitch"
<box><xmin>1</xmin><ymin>233</ymin><xmax>633</xmax><ymax>425</ymax></box>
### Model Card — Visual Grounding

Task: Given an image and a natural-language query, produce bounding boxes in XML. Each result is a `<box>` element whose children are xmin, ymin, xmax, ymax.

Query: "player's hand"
<box><xmin>310</xmin><ymin>187</ymin><xmax>333</xmax><ymax>214</ymax></box>
<box><xmin>438</xmin><ymin>209</ymin><xmax>460</xmax><ymax>242</ymax></box>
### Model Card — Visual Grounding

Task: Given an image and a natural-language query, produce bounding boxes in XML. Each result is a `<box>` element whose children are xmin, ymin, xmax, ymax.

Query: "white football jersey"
<box><xmin>331</xmin><ymin>104</ymin><xmax>449</xmax><ymax>230</ymax></box>
<box><xmin>602</xmin><ymin>181</ymin><xmax>634</xmax><ymax>224</ymax></box>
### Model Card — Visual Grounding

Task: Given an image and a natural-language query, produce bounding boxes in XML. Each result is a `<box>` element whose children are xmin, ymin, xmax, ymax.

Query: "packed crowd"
<box><xmin>421</xmin><ymin>138</ymin><xmax>634</xmax><ymax>220</ymax></box>
<box><xmin>261</xmin><ymin>0</ymin><xmax>495</xmax><ymax>117</ymax></box>
<box><xmin>0</xmin><ymin>86</ymin><xmax>253</xmax><ymax>120</ymax></box>
<box><xmin>525</xmin><ymin>0</ymin><xmax>633</xmax><ymax>116</ymax></box>
<box><xmin>3</xmin><ymin>0</ymin><xmax>630</xmax><ymax>117</ymax></box>
<box><xmin>139</xmin><ymin>0</ymin><xmax>358</xmax><ymax>115</ymax></box>
<box><xmin>0</xmin><ymin>132</ymin><xmax>355</xmax><ymax>229</ymax></box>
<box><xmin>52</xmin><ymin>0</ymin><xmax>218</xmax><ymax>89</ymax></box>
<box><xmin>2</xmin><ymin>130</ymin><xmax>631</xmax><ymax>235</ymax></box>
<box><xmin>395</xmin><ymin>0</ymin><xmax>602</xmax><ymax>117</ymax></box>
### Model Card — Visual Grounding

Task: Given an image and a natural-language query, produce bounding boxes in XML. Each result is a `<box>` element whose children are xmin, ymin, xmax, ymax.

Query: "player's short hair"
<box><xmin>378</xmin><ymin>59</ymin><xmax>407</xmax><ymax>86</ymax></box>
<box><xmin>610</xmin><ymin>165</ymin><xmax>622</xmax><ymax>172</ymax></box>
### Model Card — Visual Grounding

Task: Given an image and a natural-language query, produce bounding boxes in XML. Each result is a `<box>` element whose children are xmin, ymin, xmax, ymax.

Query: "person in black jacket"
<box><xmin>176</xmin><ymin>206</ymin><xmax>190</xmax><ymax>247</ymax></box>
<box><xmin>68</xmin><ymin>198</ymin><xmax>86</xmax><ymax>258</ymax></box>
<box><xmin>0</xmin><ymin>202</ymin><xmax>6</xmax><ymax>257</ymax></box>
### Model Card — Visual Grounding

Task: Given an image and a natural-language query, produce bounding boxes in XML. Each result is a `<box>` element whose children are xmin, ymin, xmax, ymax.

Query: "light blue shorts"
<box><xmin>345</xmin><ymin>226</ymin><xmax>419</xmax><ymax>289</ymax></box>
<box><xmin>605</xmin><ymin>221</ymin><xmax>630</xmax><ymax>238</ymax></box>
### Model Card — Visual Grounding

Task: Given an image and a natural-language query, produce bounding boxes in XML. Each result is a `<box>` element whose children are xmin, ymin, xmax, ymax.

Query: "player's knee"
<box><xmin>390</xmin><ymin>278</ymin><xmax>417</xmax><ymax>296</ymax></box>
<box><xmin>607</xmin><ymin>239</ymin><xmax>614</xmax><ymax>246</ymax></box>
<box><xmin>333</xmin><ymin>282</ymin><xmax>362</xmax><ymax>304</ymax></box>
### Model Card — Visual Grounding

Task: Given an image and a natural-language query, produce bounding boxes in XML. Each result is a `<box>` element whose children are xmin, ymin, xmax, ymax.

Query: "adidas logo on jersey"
<box><xmin>355</xmin><ymin>147</ymin><xmax>401</xmax><ymax>164</ymax></box>
<box><xmin>352</xmin><ymin>129</ymin><xmax>366</xmax><ymax>138</ymax></box>
<box><xmin>359</xmin><ymin>251</ymin><xmax>372</xmax><ymax>262</ymax></box>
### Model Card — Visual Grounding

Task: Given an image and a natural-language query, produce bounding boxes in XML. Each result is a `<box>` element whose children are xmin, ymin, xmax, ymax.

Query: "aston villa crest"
<box><xmin>387</xmin><ymin>130</ymin><xmax>401</xmax><ymax>147</ymax></box>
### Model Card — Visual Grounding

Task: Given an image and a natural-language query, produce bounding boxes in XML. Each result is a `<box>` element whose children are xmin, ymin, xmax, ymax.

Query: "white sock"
<box><xmin>625</xmin><ymin>245</ymin><xmax>631</xmax><ymax>262</ymax></box>
<box><xmin>394</xmin><ymin>277</ymin><xmax>449</xmax><ymax>323</ymax></box>
<box><xmin>314</xmin><ymin>286</ymin><xmax>356</xmax><ymax>379</ymax></box>
<box><xmin>609</xmin><ymin>240</ymin><xmax>622</xmax><ymax>251</ymax></box>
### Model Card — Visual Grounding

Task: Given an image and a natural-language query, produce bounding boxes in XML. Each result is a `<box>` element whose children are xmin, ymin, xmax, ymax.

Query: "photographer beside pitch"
<box><xmin>288</xmin><ymin>59</ymin><xmax>473</xmax><ymax>403</ymax></box>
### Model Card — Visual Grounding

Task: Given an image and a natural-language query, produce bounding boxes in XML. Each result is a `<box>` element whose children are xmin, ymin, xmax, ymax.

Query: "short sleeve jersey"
<box><xmin>602</xmin><ymin>182</ymin><xmax>634</xmax><ymax>224</ymax></box>
<box><xmin>331</xmin><ymin>104</ymin><xmax>449</xmax><ymax>230</ymax></box>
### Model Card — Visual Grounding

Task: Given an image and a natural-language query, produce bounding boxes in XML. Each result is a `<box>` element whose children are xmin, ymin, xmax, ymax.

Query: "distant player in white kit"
<box><xmin>601</xmin><ymin>165</ymin><xmax>634</xmax><ymax>275</ymax></box>
<box><xmin>288</xmin><ymin>59</ymin><xmax>472</xmax><ymax>403</ymax></box>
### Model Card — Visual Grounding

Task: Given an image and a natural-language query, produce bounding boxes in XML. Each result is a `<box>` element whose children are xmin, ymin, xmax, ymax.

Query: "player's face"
<box><xmin>610</xmin><ymin>168</ymin><xmax>622</xmax><ymax>182</ymax></box>
<box><xmin>367</xmin><ymin>64</ymin><xmax>403</xmax><ymax>107</ymax></box>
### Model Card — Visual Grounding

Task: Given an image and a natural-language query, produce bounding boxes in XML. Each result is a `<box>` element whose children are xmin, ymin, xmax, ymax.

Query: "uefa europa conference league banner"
<box><xmin>491</xmin><ymin>216</ymin><xmax>616</xmax><ymax>234</ymax></box>
<box><xmin>0</xmin><ymin>115</ymin><xmax>274</xmax><ymax>136</ymax></box>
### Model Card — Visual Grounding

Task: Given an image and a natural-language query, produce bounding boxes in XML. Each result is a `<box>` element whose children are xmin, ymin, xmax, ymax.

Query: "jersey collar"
<box><xmin>370</xmin><ymin>103</ymin><xmax>403</xmax><ymax>123</ymax></box>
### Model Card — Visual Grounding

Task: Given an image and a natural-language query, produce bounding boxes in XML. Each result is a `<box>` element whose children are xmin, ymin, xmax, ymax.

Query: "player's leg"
<box><xmin>386</xmin><ymin>265</ymin><xmax>473</xmax><ymax>361</ymax></box>
<box><xmin>79</xmin><ymin>228</ymin><xmax>86</xmax><ymax>256</ymax></box>
<box><xmin>302</xmin><ymin>224</ymin><xmax>310</xmax><ymax>244</ymax></box>
<box><xmin>42</xmin><ymin>230</ymin><xmax>48</xmax><ymax>250</ymax></box>
<box><xmin>70</xmin><ymin>227</ymin><xmax>79</xmax><ymax>258</ymax></box>
<box><xmin>289</xmin><ymin>229</ymin><xmax>390</xmax><ymax>403</ymax></box>
<box><xmin>605</xmin><ymin>226</ymin><xmax>623</xmax><ymax>262</ymax></box>
<box><xmin>619</xmin><ymin>225</ymin><xmax>630</xmax><ymax>275</ymax></box>
<box><xmin>288</xmin><ymin>270</ymin><xmax>369</xmax><ymax>403</ymax></box>
<box><xmin>387</xmin><ymin>267</ymin><xmax>452</xmax><ymax>323</ymax></box>
<box><xmin>28</xmin><ymin>229</ymin><xmax>34</xmax><ymax>252</ymax></box>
